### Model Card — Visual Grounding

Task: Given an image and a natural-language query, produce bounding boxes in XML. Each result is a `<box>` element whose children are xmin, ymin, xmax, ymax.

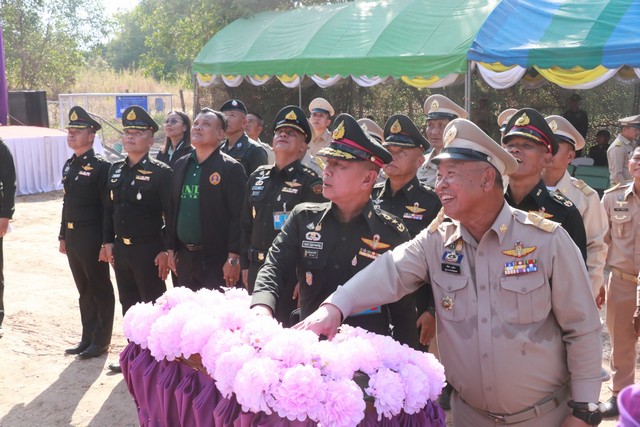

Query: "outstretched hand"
<box><xmin>293</xmin><ymin>304</ymin><xmax>342</xmax><ymax>340</ymax></box>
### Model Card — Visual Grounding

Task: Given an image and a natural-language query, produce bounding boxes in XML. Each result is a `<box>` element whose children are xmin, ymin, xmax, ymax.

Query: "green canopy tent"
<box><xmin>193</xmin><ymin>0</ymin><xmax>500</xmax><ymax>97</ymax></box>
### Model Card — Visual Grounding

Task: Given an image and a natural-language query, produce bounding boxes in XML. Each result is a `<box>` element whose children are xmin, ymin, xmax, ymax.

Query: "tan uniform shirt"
<box><xmin>607</xmin><ymin>135</ymin><xmax>636</xmax><ymax>185</ymax></box>
<box><xmin>416</xmin><ymin>150</ymin><xmax>438</xmax><ymax>187</ymax></box>
<box><xmin>552</xmin><ymin>171</ymin><xmax>609</xmax><ymax>294</ymax></box>
<box><xmin>326</xmin><ymin>202</ymin><xmax>603</xmax><ymax>413</ymax></box>
<box><xmin>308</xmin><ymin>129</ymin><xmax>332</xmax><ymax>157</ymax></box>
<box><xmin>602</xmin><ymin>182</ymin><xmax>640</xmax><ymax>276</ymax></box>
<box><xmin>301</xmin><ymin>151</ymin><xmax>324</xmax><ymax>176</ymax></box>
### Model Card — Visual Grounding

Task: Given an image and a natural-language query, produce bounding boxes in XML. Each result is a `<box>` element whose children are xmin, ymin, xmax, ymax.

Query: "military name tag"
<box><xmin>78</xmin><ymin>171</ymin><xmax>91</xmax><ymax>177</ymax></box>
<box><xmin>352</xmin><ymin>306</ymin><xmax>382</xmax><ymax>316</ymax></box>
<box><xmin>135</xmin><ymin>175</ymin><xmax>150</xmax><ymax>181</ymax></box>
<box><xmin>281</xmin><ymin>187</ymin><xmax>299</xmax><ymax>194</ymax></box>
<box><xmin>252</xmin><ymin>185</ymin><xmax>264</xmax><ymax>191</ymax></box>
<box><xmin>273</xmin><ymin>211</ymin><xmax>290</xmax><ymax>230</ymax></box>
<box><xmin>613</xmin><ymin>208</ymin><xmax>629</xmax><ymax>212</ymax></box>
<box><xmin>302</xmin><ymin>241</ymin><xmax>323</xmax><ymax>250</ymax></box>
<box><xmin>303</xmin><ymin>249</ymin><xmax>318</xmax><ymax>259</ymax></box>
<box><xmin>441</xmin><ymin>263</ymin><xmax>461</xmax><ymax>274</ymax></box>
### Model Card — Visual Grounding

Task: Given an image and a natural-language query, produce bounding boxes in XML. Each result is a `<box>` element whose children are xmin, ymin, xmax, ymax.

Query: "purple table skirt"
<box><xmin>120</xmin><ymin>342</ymin><xmax>446</xmax><ymax>427</ymax></box>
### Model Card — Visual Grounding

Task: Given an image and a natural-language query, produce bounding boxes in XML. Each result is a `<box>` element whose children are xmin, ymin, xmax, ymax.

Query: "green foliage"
<box><xmin>1</xmin><ymin>0</ymin><xmax>111</xmax><ymax>96</ymax></box>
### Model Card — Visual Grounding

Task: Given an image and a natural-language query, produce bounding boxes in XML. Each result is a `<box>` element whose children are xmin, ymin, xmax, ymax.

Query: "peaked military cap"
<box><xmin>357</xmin><ymin>118</ymin><xmax>384</xmax><ymax>144</ymax></box>
<box><xmin>502</xmin><ymin>108</ymin><xmax>559</xmax><ymax>155</ymax></box>
<box><xmin>273</xmin><ymin>105</ymin><xmax>312</xmax><ymax>143</ymax></box>
<box><xmin>545</xmin><ymin>115</ymin><xmax>585</xmax><ymax>151</ymax></box>
<box><xmin>383</xmin><ymin>114</ymin><xmax>429</xmax><ymax>150</ymax></box>
<box><xmin>618</xmin><ymin>114</ymin><xmax>640</xmax><ymax>129</ymax></box>
<box><xmin>66</xmin><ymin>106</ymin><xmax>101</xmax><ymax>131</ymax></box>
<box><xmin>122</xmin><ymin>105</ymin><xmax>158</xmax><ymax>133</ymax></box>
<box><xmin>432</xmin><ymin>119</ymin><xmax>518</xmax><ymax>176</ymax></box>
<box><xmin>220</xmin><ymin>99</ymin><xmax>247</xmax><ymax>115</ymax></box>
<box><xmin>308</xmin><ymin>97</ymin><xmax>334</xmax><ymax>117</ymax></box>
<box><xmin>423</xmin><ymin>94</ymin><xmax>468</xmax><ymax>121</ymax></box>
<box><xmin>497</xmin><ymin>108</ymin><xmax>517</xmax><ymax>132</ymax></box>
<box><xmin>317</xmin><ymin>113</ymin><xmax>392</xmax><ymax>167</ymax></box>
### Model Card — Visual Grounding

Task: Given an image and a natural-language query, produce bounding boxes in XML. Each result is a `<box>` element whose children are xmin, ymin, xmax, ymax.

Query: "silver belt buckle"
<box><xmin>486</xmin><ymin>412</ymin><xmax>506</xmax><ymax>424</ymax></box>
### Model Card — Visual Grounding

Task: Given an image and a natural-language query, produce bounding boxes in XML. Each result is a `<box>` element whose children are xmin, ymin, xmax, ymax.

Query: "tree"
<box><xmin>1</xmin><ymin>0</ymin><xmax>111</xmax><ymax>96</ymax></box>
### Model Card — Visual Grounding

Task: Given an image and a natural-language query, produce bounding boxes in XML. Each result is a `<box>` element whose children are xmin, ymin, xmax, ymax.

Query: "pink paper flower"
<box><xmin>147</xmin><ymin>302</ymin><xmax>199</xmax><ymax>361</ymax></box>
<box><xmin>366</xmin><ymin>368</ymin><xmax>405</xmax><ymax>420</ymax></box>
<box><xmin>179</xmin><ymin>310</ymin><xmax>220</xmax><ymax>358</ymax></box>
<box><xmin>318</xmin><ymin>378</ymin><xmax>365</xmax><ymax>427</ymax></box>
<box><xmin>261</xmin><ymin>329</ymin><xmax>318</xmax><ymax>367</ymax></box>
<box><xmin>123</xmin><ymin>302</ymin><xmax>164</xmax><ymax>348</ymax></box>
<box><xmin>270</xmin><ymin>364</ymin><xmax>325</xmax><ymax>421</ymax></box>
<box><xmin>240</xmin><ymin>315</ymin><xmax>282</xmax><ymax>349</ymax></box>
<box><xmin>200</xmin><ymin>329</ymin><xmax>243</xmax><ymax>377</ymax></box>
<box><xmin>155</xmin><ymin>286</ymin><xmax>196</xmax><ymax>311</ymax></box>
<box><xmin>400</xmin><ymin>363</ymin><xmax>429</xmax><ymax>414</ymax></box>
<box><xmin>214</xmin><ymin>344</ymin><xmax>257</xmax><ymax>398</ymax></box>
<box><xmin>234</xmin><ymin>357</ymin><xmax>282</xmax><ymax>414</ymax></box>
<box><xmin>408</xmin><ymin>350</ymin><xmax>446</xmax><ymax>400</ymax></box>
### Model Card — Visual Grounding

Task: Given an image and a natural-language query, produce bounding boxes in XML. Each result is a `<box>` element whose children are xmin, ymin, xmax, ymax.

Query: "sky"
<box><xmin>103</xmin><ymin>0</ymin><xmax>139</xmax><ymax>17</ymax></box>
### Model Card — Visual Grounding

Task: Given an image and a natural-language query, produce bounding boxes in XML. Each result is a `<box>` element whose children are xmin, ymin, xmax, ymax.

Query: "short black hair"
<box><xmin>247</xmin><ymin>111</ymin><xmax>263</xmax><ymax>125</ymax></box>
<box><xmin>596</xmin><ymin>129</ymin><xmax>611</xmax><ymax>139</ymax></box>
<box><xmin>198</xmin><ymin>108</ymin><xmax>227</xmax><ymax>131</ymax></box>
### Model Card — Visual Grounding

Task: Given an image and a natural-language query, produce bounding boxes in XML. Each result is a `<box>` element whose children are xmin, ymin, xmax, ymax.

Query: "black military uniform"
<box><xmin>503</xmin><ymin>108</ymin><xmax>588</xmax><ymax>262</ymax></box>
<box><xmin>104</xmin><ymin>107</ymin><xmax>171</xmax><ymax>315</ymax></box>
<box><xmin>0</xmin><ymin>138</ymin><xmax>16</xmax><ymax>335</ymax></box>
<box><xmin>220</xmin><ymin>99</ymin><xmax>268</xmax><ymax>175</ymax></box>
<box><xmin>60</xmin><ymin>107</ymin><xmax>114</xmax><ymax>357</ymax></box>
<box><xmin>240</xmin><ymin>106</ymin><xmax>324</xmax><ymax>325</ymax></box>
<box><xmin>167</xmin><ymin>148</ymin><xmax>246</xmax><ymax>290</ymax></box>
<box><xmin>252</xmin><ymin>113</ymin><xmax>418</xmax><ymax>347</ymax></box>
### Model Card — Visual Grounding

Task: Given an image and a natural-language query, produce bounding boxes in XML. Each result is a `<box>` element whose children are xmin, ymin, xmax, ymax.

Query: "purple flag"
<box><xmin>0</xmin><ymin>24</ymin><xmax>8</xmax><ymax>126</ymax></box>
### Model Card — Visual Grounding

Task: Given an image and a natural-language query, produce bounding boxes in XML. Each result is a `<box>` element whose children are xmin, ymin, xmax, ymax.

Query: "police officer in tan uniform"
<box><xmin>607</xmin><ymin>115</ymin><xmax>639</xmax><ymax>186</ymax></box>
<box><xmin>417</xmin><ymin>94</ymin><xmax>468</xmax><ymax>187</ymax></box>
<box><xmin>542</xmin><ymin>115</ymin><xmax>608</xmax><ymax>304</ymax></box>
<box><xmin>498</xmin><ymin>108</ymin><xmax>517</xmax><ymax>139</ymax></box>
<box><xmin>301</xmin><ymin>97</ymin><xmax>334</xmax><ymax>176</ymax></box>
<box><xmin>600</xmin><ymin>146</ymin><xmax>640</xmax><ymax>417</ymax></box>
<box><xmin>298</xmin><ymin>119</ymin><xmax>605</xmax><ymax>427</ymax></box>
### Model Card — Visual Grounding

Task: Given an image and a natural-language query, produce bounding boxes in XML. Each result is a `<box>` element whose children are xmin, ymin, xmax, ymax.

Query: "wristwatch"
<box><xmin>227</xmin><ymin>257</ymin><xmax>240</xmax><ymax>266</ymax></box>
<box><xmin>567</xmin><ymin>401</ymin><xmax>604</xmax><ymax>426</ymax></box>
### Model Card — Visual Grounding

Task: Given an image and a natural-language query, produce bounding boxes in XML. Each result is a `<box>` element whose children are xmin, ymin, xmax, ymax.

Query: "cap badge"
<box><xmin>332</xmin><ymin>121</ymin><xmax>346</xmax><ymax>140</ymax></box>
<box><xmin>502</xmin><ymin>241</ymin><xmax>536</xmax><ymax>258</ymax></box>
<box><xmin>231</xmin><ymin>100</ymin><xmax>238</xmax><ymax>106</ymax></box>
<box><xmin>431</xmin><ymin>100</ymin><xmax>440</xmax><ymax>111</ymax></box>
<box><xmin>285</xmin><ymin>110</ymin><xmax>297</xmax><ymax>120</ymax></box>
<box><xmin>127</xmin><ymin>110</ymin><xmax>137</xmax><ymax>121</ymax></box>
<box><xmin>444</xmin><ymin>125</ymin><xmax>457</xmax><ymax>146</ymax></box>
<box><xmin>515</xmin><ymin>113</ymin><xmax>530</xmax><ymax>126</ymax></box>
<box><xmin>549</xmin><ymin>120</ymin><xmax>558</xmax><ymax>132</ymax></box>
<box><xmin>70</xmin><ymin>111</ymin><xmax>78</xmax><ymax>121</ymax></box>
<box><xmin>390</xmin><ymin>119</ymin><xmax>402</xmax><ymax>134</ymax></box>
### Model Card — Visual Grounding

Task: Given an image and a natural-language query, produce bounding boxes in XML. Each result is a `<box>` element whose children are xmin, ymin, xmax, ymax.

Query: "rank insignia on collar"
<box><xmin>137</xmin><ymin>169</ymin><xmax>153</xmax><ymax>175</ymax></box>
<box><xmin>361</xmin><ymin>234</ymin><xmax>390</xmax><ymax>251</ymax></box>
<box><xmin>405</xmin><ymin>203</ymin><xmax>426</xmax><ymax>214</ymax></box>
<box><xmin>502</xmin><ymin>241</ymin><xmax>536</xmax><ymax>258</ymax></box>
<box><xmin>499</xmin><ymin>224</ymin><xmax>508</xmax><ymax>233</ymax></box>
<box><xmin>284</xmin><ymin>180</ymin><xmax>302</xmax><ymax>188</ymax></box>
<box><xmin>528</xmin><ymin>208</ymin><xmax>553</xmax><ymax>219</ymax></box>
<box><xmin>82</xmin><ymin>165</ymin><xmax>94</xmax><ymax>171</ymax></box>
<box><xmin>441</xmin><ymin>296</ymin><xmax>453</xmax><ymax>311</ymax></box>
<box><xmin>306</xmin><ymin>222</ymin><xmax>315</xmax><ymax>230</ymax></box>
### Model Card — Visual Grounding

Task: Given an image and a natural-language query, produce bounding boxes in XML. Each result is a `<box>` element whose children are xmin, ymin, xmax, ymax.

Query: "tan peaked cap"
<box><xmin>309</xmin><ymin>97</ymin><xmax>335</xmax><ymax>116</ymax></box>
<box><xmin>497</xmin><ymin>108</ymin><xmax>518</xmax><ymax>128</ymax></box>
<box><xmin>545</xmin><ymin>115</ymin><xmax>585</xmax><ymax>151</ymax></box>
<box><xmin>357</xmin><ymin>118</ymin><xmax>384</xmax><ymax>143</ymax></box>
<box><xmin>618</xmin><ymin>114</ymin><xmax>640</xmax><ymax>128</ymax></box>
<box><xmin>423</xmin><ymin>94</ymin><xmax>468</xmax><ymax>120</ymax></box>
<box><xmin>432</xmin><ymin>118</ymin><xmax>518</xmax><ymax>176</ymax></box>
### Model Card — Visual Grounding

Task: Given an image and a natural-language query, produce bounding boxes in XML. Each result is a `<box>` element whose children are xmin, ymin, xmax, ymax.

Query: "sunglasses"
<box><xmin>164</xmin><ymin>118</ymin><xmax>183</xmax><ymax>125</ymax></box>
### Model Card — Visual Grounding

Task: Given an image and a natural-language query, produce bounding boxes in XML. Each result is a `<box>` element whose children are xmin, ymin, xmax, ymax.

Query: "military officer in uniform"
<box><xmin>252</xmin><ymin>113</ymin><xmax>418</xmax><ymax>348</ymax></box>
<box><xmin>167</xmin><ymin>108</ymin><xmax>246</xmax><ymax>290</ymax></box>
<box><xmin>302</xmin><ymin>97</ymin><xmax>334</xmax><ymax>176</ymax></box>
<box><xmin>542</xmin><ymin>115</ymin><xmax>608</xmax><ymax>304</ymax></box>
<box><xmin>103</xmin><ymin>106</ymin><xmax>172</xmax><ymax>372</ymax></box>
<box><xmin>0</xmin><ymin>138</ymin><xmax>16</xmax><ymax>338</ymax></box>
<box><xmin>417</xmin><ymin>94</ymin><xmax>468</xmax><ymax>187</ymax></box>
<box><xmin>220</xmin><ymin>99</ymin><xmax>268</xmax><ymax>175</ymax></box>
<box><xmin>298</xmin><ymin>118</ymin><xmax>605</xmax><ymax>427</ymax></box>
<box><xmin>599</xmin><ymin>146</ymin><xmax>640</xmax><ymax>418</ymax></box>
<box><xmin>607</xmin><ymin>115</ymin><xmax>639</xmax><ymax>186</ymax></box>
<box><xmin>502</xmin><ymin>108</ymin><xmax>588</xmax><ymax>261</ymax></box>
<box><xmin>59</xmin><ymin>107</ymin><xmax>115</xmax><ymax>359</ymax></box>
<box><xmin>240</xmin><ymin>106</ymin><xmax>324</xmax><ymax>325</ymax></box>
<box><xmin>372</xmin><ymin>114</ymin><xmax>441</xmax><ymax>348</ymax></box>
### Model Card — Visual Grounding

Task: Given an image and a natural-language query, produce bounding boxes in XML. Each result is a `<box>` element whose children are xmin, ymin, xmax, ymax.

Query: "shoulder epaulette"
<box><xmin>419</xmin><ymin>183</ymin><xmax>436</xmax><ymax>193</ymax></box>
<box><xmin>373</xmin><ymin>181</ymin><xmax>385</xmax><ymax>189</ymax></box>
<box><xmin>253</xmin><ymin>164</ymin><xmax>272</xmax><ymax>174</ymax></box>
<box><xmin>300</xmin><ymin>165</ymin><xmax>320</xmax><ymax>178</ymax></box>
<box><xmin>549</xmin><ymin>191</ymin><xmax>574</xmax><ymax>207</ymax></box>
<box><xmin>148</xmin><ymin>156</ymin><xmax>171</xmax><ymax>169</ymax></box>
<box><xmin>375</xmin><ymin>208</ymin><xmax>407</xmax><ymax>234</ymax></box>
<box><xmin>571</xmin><ymin>178</ymin><xmax>596</xmax><ymax>196</ymax></box>
<box><xmin>612</xmin><ymin>139</ymin><xmax>623</xmax><ymax>147</ymax></box>
<box><xmin>521</xmin><ymin>210</ymin><xmax>558</xmax><ymax>233</ymax></box>
<box><xmin>604</xmin><ymin>182</ymin><xmax>624</xmax><ymax>194</ymax></box>
<box><xmin>427</xmin><ymin>208</ymin><xmax>445</xmax><ymax>234</ymax></box>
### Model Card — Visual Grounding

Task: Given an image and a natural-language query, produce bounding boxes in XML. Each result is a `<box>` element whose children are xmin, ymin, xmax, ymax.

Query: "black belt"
<box><xmin>180</xmin><ymin>242</ymin><xmax>203</xmax><ymax>252</ymax></box>
<box><xmin>248</xmin><ymin>248</ymin><xmax>267</xmax><ymax>263</ymax></box>
<box><xmin>117</xmin><ymin>235</ymin><xmax>161</xmax><ymax>246</ymax></box>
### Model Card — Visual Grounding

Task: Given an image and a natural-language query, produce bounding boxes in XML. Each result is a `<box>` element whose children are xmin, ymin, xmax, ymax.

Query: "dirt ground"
<box><xmin>0</xmin><ymin>191</ymin><xmax>635</xmax><ymax>427</ymax></box>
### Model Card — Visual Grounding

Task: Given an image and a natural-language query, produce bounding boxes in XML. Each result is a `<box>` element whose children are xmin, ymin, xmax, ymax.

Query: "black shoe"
<box><xmin>438</xmin><ymin>383</ymin><xmax>453</xmax><ymax>410</ymax></box>
<box><xmin>601</xmin><ymin>395</ymin><xmax>619</xmax><ymax>418</ymax></box>
<box><xmin>108</xmin><ymin>362</ymin><xmax>122</xmax><ymax>373</ymax></box>
<box><xmin>77</xmin><ymin>344</ymin><xmax>108</xmax><ymax>360</ymax></box>
<box><xmin>65</xmin><ymin>341</ymin><xmax>90</xmax><ymax>355</ymax></box>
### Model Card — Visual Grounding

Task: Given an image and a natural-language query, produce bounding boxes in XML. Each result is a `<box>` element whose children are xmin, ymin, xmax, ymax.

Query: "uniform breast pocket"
<box><xmin>610</xmin><ymin>212</ymin><xmax>631</xmax><ymax>239</ymax></box>
<box><xmin>499</xmin><ymin>274</ymin><xmax>550</xmax><ymax>324</ymax></box>
<box><xmin>130</xmin><ymin>180</ymin><xmax>153</xmax><ymax>203</ymax></box>
<box><xmin>431</xmin><ymin>271</ymin><xmax>469</xmax><ymax>321</ymax></box>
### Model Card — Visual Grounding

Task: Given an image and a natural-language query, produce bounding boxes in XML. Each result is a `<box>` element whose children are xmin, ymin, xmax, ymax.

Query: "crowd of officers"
<box><xmin>56</xmin><ymin>93</ymin><xmax>639</xmax><ymax>426</ymax></box>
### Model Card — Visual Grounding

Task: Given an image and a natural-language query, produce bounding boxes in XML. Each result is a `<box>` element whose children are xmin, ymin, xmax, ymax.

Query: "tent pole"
<box><xmin>298</xmin><ymin>77</ymin><xmax>302</xmax><ymax>107</ymax></box>
<box><xmin>465</xmin><ymin>61</ymin><xmax>472</xmax><ymax>119</ymax></box>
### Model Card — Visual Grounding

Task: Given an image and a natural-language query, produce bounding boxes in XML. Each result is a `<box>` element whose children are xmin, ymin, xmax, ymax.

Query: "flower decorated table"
<box><xmin>121</xmin><ymin>288</ymin><xmax>447</xmax><ymax>427</ymax></box>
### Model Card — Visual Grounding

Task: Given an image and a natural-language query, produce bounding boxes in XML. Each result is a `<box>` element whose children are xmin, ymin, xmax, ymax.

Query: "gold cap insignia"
<box><xmin>285</xmin><ymin>110</ymin><xmax>297</xmax><ymax>121</ymax></box>
<box><xmin>444</xmin><ymin>125</ymin><xmax>457</xmax><ymax>146</ymax></box>
<box><xmin>549</xmin><ymin>120</ymin><xmax>557</xmax><ymax>132</ymax></box>
<box><xmin>515</xmin><ymin>113</ymin><xmax>530</xmax><ymax>126</ymax></box>
<box><xmin>332</xmin><ymin>121</ymin><xmax>345</xmax><ymax>140</ymax></box>
<box><xmin>431</xmin><ymin>100</ymin><xmax>440</xmax><ymax>111</ymax></box>
<box><xmin>390</xmin><ymin>119</ymin><xmax>402</xmax><ymax>134</ymax></box>
<box><xmin>127</xmin><ymin>110</ymin><xmax>137</xmax><ymax>121</ymax></box>
<box><xmin>70</xmin><ymin>111</ymin><xmax>78</xmax><ymax>121</ymax></box>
